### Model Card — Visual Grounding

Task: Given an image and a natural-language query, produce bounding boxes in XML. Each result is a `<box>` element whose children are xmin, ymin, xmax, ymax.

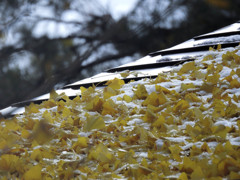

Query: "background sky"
<box><xmin>99</xmin><ymin>0</ymin><xmax>138</xmax><ymax>19</ymax></box>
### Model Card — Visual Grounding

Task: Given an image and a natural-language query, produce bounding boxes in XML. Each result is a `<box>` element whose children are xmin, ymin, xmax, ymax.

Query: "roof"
<box><xmin>0</xmin><ymin>21</ymin><xmax>240</xmax><ymax>179</ymax></box>
<box><xmin>2</xmin><ymin>21</ymin><xmax>240</xmax><ymax>117</ymax></box>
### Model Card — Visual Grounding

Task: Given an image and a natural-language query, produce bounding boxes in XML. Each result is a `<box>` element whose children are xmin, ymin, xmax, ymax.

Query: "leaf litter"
<box><xmin>0</xmin><ymin>46</ymin><xmax>240</xmax><ymax>179</ymax></box>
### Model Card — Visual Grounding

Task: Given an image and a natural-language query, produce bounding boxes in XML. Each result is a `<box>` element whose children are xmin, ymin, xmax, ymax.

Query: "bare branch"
<box><xmin>32</xmin><ymin>16</ymin><xmax>84</xmax><ymax>26</ymax></box>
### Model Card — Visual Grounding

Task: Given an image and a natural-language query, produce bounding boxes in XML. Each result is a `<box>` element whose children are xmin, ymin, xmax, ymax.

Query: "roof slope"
<box><xmin>0</xmin><ymin>22</ymin><xmax>240</xmax><ymax>179</ymax></box>
<box><xmin>1</xmin><ymin>21</ymin><xmax>240</xmax><ymax>117</ymax></box>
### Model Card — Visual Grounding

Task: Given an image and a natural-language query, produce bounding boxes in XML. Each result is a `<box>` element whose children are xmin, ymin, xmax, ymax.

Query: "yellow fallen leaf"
<box><xmin>105</xmin><ymin>78</ymin><xmax>125</xmax><ymax>90</ymax></box>
<box><xmin>25</xmin><ymin>103</ymin><xmax>40</xmax><ymax>114</ymax></box>
<box><xmin>42</xmin><ymin>110</ymin><xmax>54</xmax><ymax>123</ymax></box>
<box><xmin>50</xmin><ymin>89</ymin><xmax>64</xmax><ymax>101</ymax></box>
<box><xmin>84</xmin><ymin>95</ymin><xmax>103</xmax><ymax>112</ymax></box>
<box><xmin>134</xmin><ymin>84</ymin><xmax>148</xmax><ymax>99</ymax></box>
<box><xmin>180</xmin><ymin>156</ymin><xmax>197</xmax><ymax>174</ymax></box>
<box><xmin>169</xmin><ymin>145</ymin><xmax>182</xmax><ymax>162</ymax></box>
<box><xmin>120</xmin><ymin>70</ymin><xmax>130</xmax><ymax>78</ymax></box>
<box><xmin>155</xmin><ymin>85</ymin><xmax>171</xmax><ymax>94</ymax></box>
<box><xmin>178</xmin><ymin>61</ymin><xmax>195</xmax><ymax>75</ymax></box>
<box><xmin>201</xmin><ymin>142</ymin><xmax>211</xmax><ymax>153</ymax></box>
<box><xmin>21</xmin><ymin>129</ymin><xmax>30</xmax><ymax>139</ymax></box>
<box><xmin>173</xmin><ymin>100</ymin><xmax>189</xmax><ymax>113</ymax></box>
<box><xmin>229</xmin><ymin>171</ymin><xmax>240</xmax><ymax>180</ymax></box>
<box><xmin>123</xmin><ymin>95</ymin><xmax>132</xmax><ymax>103</ymax></box>
<box><xmin>185</xmin><ymin>93</ymin><xmax>201</xmax><ymax>102</ymax></box>
<box><xmin>32</xmin><ymin>120</ymin><xmax>53</xmax><ymax>145</ymax></box>
<box><xmin>88</xmin><ymin>144</ymin><xmax>113</xmax><ymax>163</ymax></box>
<box><xmin>24</xmin><ymin>165</ymin><xmax>42</xmax><ymax>180</ymax></box>
<box><xmin>80</xmin><ymin>86</ymin><xmax>95</xmax><ymax>102</ymax></box>
<box><xmin>104</xmin><ymin>86</ymin><xmax>118</xmax><ymax>99</ymax></box>
<box><xmin>178</xmin><ymin>172</ymin><xmax>188</xmax><ymax>180</ymax></box>
<box><xmin>230</xmin><ymin>78</ymin><xmax>240</xmax><ymax>88</ymax></box>
<box><xmin>83</xmin><ymin>115</ymin><xmax>105</xmax><ymax>131</ymax></box>
<box><xmin>0</xmin><ymin>154</ymin><xmax>20</xmax><ymax>173</ymax></box>
<box><xmin>102</xmin><ymin>99</ymin><xmax>118</xmax><ymax>116</ymax></box>
<box><xmin>206</xmin><ymin>73</ymin><xmax>220</xmax><ymax>85</ymax></box>
<box><xmin>181</xmin><ymin>83</ymin><xmax>195</xmax><ymax>91</ymax></box>
<box><xmin>190</xmin><ymin>166</ymin><xmax>205</xmax><ymax>179</ymax></box>
<box><xmin>72</xmin><ymin>137</ymin><xmax>89</xmax><ymax>152</ymax></box>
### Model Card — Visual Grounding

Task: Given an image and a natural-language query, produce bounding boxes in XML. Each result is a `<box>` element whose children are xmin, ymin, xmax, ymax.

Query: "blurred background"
<box><xmin>0</xmin><ymin>0</ymin><xmax>240</xmax><ymax>109</ymax></box>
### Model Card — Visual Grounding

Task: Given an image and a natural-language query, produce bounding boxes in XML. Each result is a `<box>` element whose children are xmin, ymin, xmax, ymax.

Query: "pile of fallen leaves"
<box><xmin>0</xmin><ymin>45</ymin><xmax>240</xmax><ymax>179</ymax></box>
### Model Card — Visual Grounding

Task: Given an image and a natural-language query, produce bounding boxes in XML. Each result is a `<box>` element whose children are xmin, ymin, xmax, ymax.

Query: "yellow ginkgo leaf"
<box><xmin>206</xmin><ymin>73</ymin><xmax>220</xmax><ymax>85</ymax></box>
<box><xmin>88</xmin><ymin>144</ymin><xmax>113</xmax><ymax>163</ymax></box>
<box><xmin>173</xmin><ymin>100</ymin><xmax>189</xmax><ymax>113</ymax></box>
<box><xmin>105</xmin><ymin>78</ymin><xmax>125</xmax><ymax>90</ymax></box>
<box><xmin>103</xmin><ymin>87</ymin><xmax>118</xmax><ymax>99</ymax></box>
<box><xmin>120</xmin><ymin>70</ymin><xmax>130</xmax><ymax>78</ymax></box>
<box><xmin>181</xmin><ymin>83</ymin><xmax>195</xmax><ymax>91</ymax></box>
<box><xmin>230</xmin><ymin>78</ymin><xmax>240</xmax><ymax>88</ymax></box>
<box><xmin>25</xmin><ymin>103</ymin><xmax>40</xmax><ymax>114</ymax></box>
<box><xmin>83</xmin><ymin>115</ymin><xmax>105</xmax><ymax>131</ymax></box>
<box><xmin>169</xmin><ymin>145</ymin><xmax>182</xmax><ymax>162</ymax></box>
<box><xmin>123</xmin><ymin>95</ymin><xmax>132</xmax><ymax>103</ymax></box>
<box><xmin>84</xmin><ymin>95</ymin><xmax>103</xmax><ymax>112</ymax></box>
<box><xmin>155</xmin><ymin>85</ymin><xmax>171</xmax><ymax>94</ymax></box>
<box><xmin>102</xmin><ymin>99</ymin><xmax>118</xmax><ymax>116</ymax></box>
<box><xmin>178</xmin><ymin>61</ymin><xmax>195</xmax><ymax>75</ymax></box>
<box><xmin>190</xmin><ymin>166</ymin><xmax>205</xmax><ymax>179</ymax></box>
<box><xmin>0</xmin><ymin>154</ymin><xmax>20</xmax><ymax>173</ymax></box>
<box><xmin>24</xmin><ymin>165</ymin><xmax>42</xmax><ymax>180</ymax></box>
<box><xmin>32</xmin><ymin>120</ymin><xmax>53</xmax><ymax>145</ymax></box>
<box><xmin>178</xmin><ymin>172</ymin><xmax>188</xmax><ymax>180</ymax></box>
<box><xmin>80</xmin><ymin>86</ymin><xmax>95</xmax><ymax>101</ymax></box>
<box><xmin>72</xmin><ymin>137</ymin><xmax>89</xmax><ymax>152</ymax></box>
<box><xmin>134</xmin><ymin>84</ymin><xmax>148</xmax><ymax>99</ymax></box>
<box><xmin>185</xmin><ymin>93</ymin><xmax>201</xmax><ymax>102</ymax></box>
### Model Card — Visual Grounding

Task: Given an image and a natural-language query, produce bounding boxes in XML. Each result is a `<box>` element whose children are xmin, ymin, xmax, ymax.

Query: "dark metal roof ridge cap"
<box><xmin>194</xmin><ymin>30</ymin><xmax>240</xmax><ymax>40</ymax></box>
<box><xmin>106</xmin><ymin>58</ymin><xmax>194</xmax><ymax>73</ymax></box>
<box><xmin>149</xmin><ymin>42</ymin><xmax>240</xmax><ymax>56</ymax></box>
<box><xmin>194</xmin><ymin>21</ymin><xmax>240</xmax><ymax>40</ymax></box>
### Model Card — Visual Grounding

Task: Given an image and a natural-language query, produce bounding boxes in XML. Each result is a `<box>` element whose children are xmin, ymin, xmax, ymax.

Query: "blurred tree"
<box><xmin>0</xmin><ymin>0</ymin><xmax>240</xmax><ymax>109</ymax></box>
<box><xmin>178</xmin><ymin>0</ymin><xmax>240</xmax><ymax>38</ymax></box>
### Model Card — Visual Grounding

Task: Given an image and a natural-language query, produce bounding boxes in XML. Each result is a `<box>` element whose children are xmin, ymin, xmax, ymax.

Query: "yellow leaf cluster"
<box><xmin>0</xmin><ymin>46</ymin><xmax>240</xmax><ymax>179</ymax></box>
